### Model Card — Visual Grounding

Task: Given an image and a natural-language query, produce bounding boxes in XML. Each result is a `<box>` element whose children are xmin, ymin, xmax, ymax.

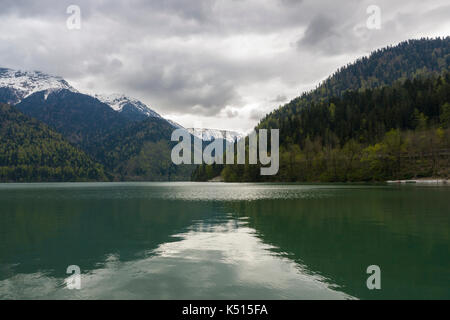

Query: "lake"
<box><xmin>0</xmin><ymin>182</ymin><xmax>448</xmax><ymax>299</ymax></box>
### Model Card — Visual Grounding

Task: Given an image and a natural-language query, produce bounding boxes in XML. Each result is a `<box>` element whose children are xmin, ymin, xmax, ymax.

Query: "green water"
<box><xmin>0</xmin><ymin>182</ymin><xmax>448</xmax><ymax>300</ymax></box>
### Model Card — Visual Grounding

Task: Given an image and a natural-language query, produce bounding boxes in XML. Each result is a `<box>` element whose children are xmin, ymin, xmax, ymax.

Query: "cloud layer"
<box><xmin>1</xmin><ymin>0</ymin><xmax>449</xmax><ymax>131</ymax></box>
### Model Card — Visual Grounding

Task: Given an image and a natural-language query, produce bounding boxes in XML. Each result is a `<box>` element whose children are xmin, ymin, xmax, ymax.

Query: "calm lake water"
<box><xmin>0</xmin><ymin>182</ymin><xmax>448</xmax><ymax>300</ymax></box>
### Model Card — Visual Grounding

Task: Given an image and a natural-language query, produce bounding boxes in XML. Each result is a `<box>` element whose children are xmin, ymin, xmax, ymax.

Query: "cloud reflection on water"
<box><xmin>0</xmin><ymin>215</ymin><xmax>351</xmax><ymax>300</ymax></box>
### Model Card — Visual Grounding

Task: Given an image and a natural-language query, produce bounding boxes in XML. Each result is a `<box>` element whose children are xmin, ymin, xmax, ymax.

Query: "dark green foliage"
<box><xmin>259</xmin><ymin>73</ymin><xmax>450</xmax><ymax>147</ymax></box>
<box><xmin>0</xmin><ymin>104</ymin><xmax>107</xmax><ymax>182</ymax></box>
<box><xmin>191</xmin><ymin>163</ymin><xmax>224</xmax><ymax>181</ymax></box>
<box><xmin>12</xmin><ymin>89</ymin><xmax>194</xmax><ymax>181</ymax></box>
<box><xmin>194</xmin><ymin>36</ymin><xmax>450</xmax><ymax>182</ymax></box>
<box><xmin>5</xmin><ymin>37</ymin><xmax>450</xmax><ymax>183</ymax></box>
<box><xmin>193</xmin><ymin>38</ymin><xmax>450</xmax><ymax>182</ymax></box>
<box><xmin>441</xmin><ymin>102</ymin><xmax>450</xmax><ymax>128</ymax></box>
<box><xmin>215</xmin><ymin>74</ymin><xmax>450</xmax><ymax>182</ymax></box>
<box><xmin>262</xmin><ymin>37</ymin><xmax>449</xmax><ymax>127</ymax></box>
<box><xmin>258</xmin><ymin>37</ymin><xmax>450</xmax><ymax>144</ymax></box>
<box><xmin>15</xmin><ymin>89</ymin><xmax>128</xmax><ymax>149</ymax></box>
<box><xmin>93</xmin><ymin>117</ymin><xmax>196</xmax><ymax>181</ymax></box>
<box><xmin>314</xmin><ymin>38</ymin><xmax>449</xmax><ymax>99</ymax></box>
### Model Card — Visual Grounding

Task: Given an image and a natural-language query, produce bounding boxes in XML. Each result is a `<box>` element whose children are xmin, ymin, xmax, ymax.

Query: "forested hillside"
<box><xmin>194</xmin><ymin>38</ymin><xmax>450</xmax><ymax>182</ymax></box>
<box><xmin>260</xmin><ymin>72</ymin><xmax>450</xmax><ymax>147</ymax></box>
<box><xmin>2</xmin><ymin>38</ymin><xmax>449</xmax><ymax>183</ymax></box>
<box><xmin>10</xmin><ymin>88</ymin><xmax>194</xmax><ymax>181</ymax></box>
<box><xmin>217</xmin><ymin>74</ymin><xmax>450</xmax><ymax>182</ymax></box>
<box><xmin>261</xmin><ymin>37</ymin><xmax>449</xmax><ymax>126</ymax></box>
<box><xmin>15</xmin><ymin>89</ymin><xmax>128</xmax><ymax>149</ymax></box>
<box><xmin>0</xmin><ymin>104</ymin><xmax>106</xmax><ymax>182</ymax></box>
<box><xmin>92</xmin><ymin>117</ymin><xmax>196</xmax><ymax>181</ymax></box>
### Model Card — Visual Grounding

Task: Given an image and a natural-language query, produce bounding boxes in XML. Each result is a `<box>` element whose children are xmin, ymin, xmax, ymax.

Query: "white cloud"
<box><xmin>0</xmin><ymin>0</ymin><xmax>449</xmax><ymax>132</ymax></box>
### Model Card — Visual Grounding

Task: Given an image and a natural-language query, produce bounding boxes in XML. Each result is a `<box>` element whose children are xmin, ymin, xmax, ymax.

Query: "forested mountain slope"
<box><xmin>14</xmin><ymin>90</ymin><xmax>195</xmax><ymax>181</ymax></box>
<box><xmin>15</xmin><ymin>89</ymin><xmax>128</xmax><ymax>149</ymax></box>
<box><xmin>194</xmin><ymin>38</ymin><xmax>450</xmax><ymax>182</ymax></box>
<box><xmin>224</xmin><ymin>73</ymin><xmax>450</xmax><ymax>182</ymax></box>
<box><xmin>0</xmin><ymin>104</ymin><xmax>106</xmax><ymax>182</ymax></box>
<box><xmin>260</xmin><ymin>37</ymin><xmax>449</xmax><ymax>134</ymax></box>
<box><xmin>92</xmin><ymin>117</ymin><xmax>196</xmax><ymax>181</ymax></box>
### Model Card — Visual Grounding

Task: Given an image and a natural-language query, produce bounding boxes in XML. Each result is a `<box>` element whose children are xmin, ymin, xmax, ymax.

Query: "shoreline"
<box><xmin>387</xmin><ymin>178</ymin><xmax>449</xmax><ymax>184</ymax></box>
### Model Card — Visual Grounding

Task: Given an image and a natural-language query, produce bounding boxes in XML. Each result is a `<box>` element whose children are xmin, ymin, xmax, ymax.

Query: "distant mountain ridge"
<box><xmin>186</xmin><ymin>128</ymin><xmax>245</xmax><ymax>143</ymax></box>
<box><xmin>4</xmin><ymin>38</ymin><xmax>448</xmax><ymax>183</ymax></box>
<box><xmin>0</xmin><ymin>67</ymin><xmax>200</xmax><ymax>181</ymax></box>
<box><xmin>92</xmin><ymin>116</ymin><xmax>196</xmax><ymax>181</ymax></box>
<box><xmin>0</xmin><ymin>67</ymin><xmax>168</xmax><ymax>124</ymax></box>
<box><xmin>0</xmin><ymin>67</ymin><xmax>249</xmax><ymax>141</ymax></box>
<box><xmin>0</xmin><ymin>68</ymin><xmax>77</xmax><ymax>104</ymax></box>
<box><xmin>95</xmin><ymin>93</ymin><xmax>162</xmax><ymax>122</ymax></box>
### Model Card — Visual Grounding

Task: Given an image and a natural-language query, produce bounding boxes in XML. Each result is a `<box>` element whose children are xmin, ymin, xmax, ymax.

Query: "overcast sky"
<box><xmin>1</xmin><ymin>0</ymin><xmax>449</xmax><ymax>132</ymax></box>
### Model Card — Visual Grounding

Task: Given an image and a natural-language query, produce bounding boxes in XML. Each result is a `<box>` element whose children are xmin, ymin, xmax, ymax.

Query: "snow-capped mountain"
<box><xmin>0</xmin><ymin>67</ymin><xmax>243</xmax><ymax>140</ymax></box>
<box><xmin>95</xmin><ymin>93</ymin><xmax>161</xmax><ymax>119</ymax></box>
<box><xmin>187</xmin><ymin>128</ymin><xmax>245</xmax><ymax>143</ymax></box>
<box><xmin>0</xmin><ymin>67</ymin><xmax>77</xmax><ymax>104</ymax></box>
<box><xmin>0</xmin><ymin>67</ymin><xmax>165</xmax><ymax>123</ymax></box>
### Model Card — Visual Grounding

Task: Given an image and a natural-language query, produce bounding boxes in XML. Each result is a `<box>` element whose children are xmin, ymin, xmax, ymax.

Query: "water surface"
<box><xmin>0</xmin><ymin>182</ymin><xmax>448</xmax><ymax>299</ymax></box>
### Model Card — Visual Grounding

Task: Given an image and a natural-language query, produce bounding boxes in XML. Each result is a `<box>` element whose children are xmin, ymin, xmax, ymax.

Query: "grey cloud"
<box><xmin>298</xmin><ymin>14</ymin><xmax>338</xmax><ymax>48</ymax></box>
<box><xmin>249</xmin><ymin>108</ymin><xmax>266</xmax><ymax>121</ymax></box>
<box><xmin>0</xmin><ymin>0</ymin><xmax>97</xmax><ymax>19</ymax></box>
<box><xmin>109</xmin><ymin>58</ymin><xmax>123</xmax><ymax>70</ymax></box>
<box><xmin>0</xmin><ymin>0</ymin><xmax>448</xmax><ymax>128</ymax></box>
<box><xmin>296</xmin><ymin>11</ymin><xmax>364</xmax><ymax>56</ymax></box>
<box><xmin>279</xmin><ymin>0</ymin><xmax>304</xmax><ymax>6</ymax></box>
<box><xmin>0</xmin><ymin>0</ymin><xmax>310</xmax><ymax>35</ymax></box>
<box><xmin>110</xmin><ymin>55</ymin><xmax>241</xmax><ymax>115</ymax></box>
<box><xmin>296</xmin><ymin>1</ymin><xmax>450</xmax><ymax>57</ymax></box>
<box><xmin>226</xmin><ymin>109</ymin><xmax>239</xmax><ymax>118</ymax></box>
<box><xmin>271</xmin><ymin>94</ymin><xmax>288</xmax><ymax>103</ymax></box>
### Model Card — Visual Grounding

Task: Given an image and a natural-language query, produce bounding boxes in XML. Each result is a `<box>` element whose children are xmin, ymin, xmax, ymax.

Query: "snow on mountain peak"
<box><xmin>0</xmin><ymin>67</ymin><xmax>77</xmax><ymax>103</ymax></box>
<box><xmin>95</xmin><ymin>93</ymin><xmax>161</xmax><ymax>118</ymax></box>
<box><xmin>0</xmin><ymin>68</ymin><xmax>243</xmax><ymax>136</ymax></box>
<box><xmin>186</xmin><ymin>128</ymin><xmax>245</xmax><ymax>142</ymax></box>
